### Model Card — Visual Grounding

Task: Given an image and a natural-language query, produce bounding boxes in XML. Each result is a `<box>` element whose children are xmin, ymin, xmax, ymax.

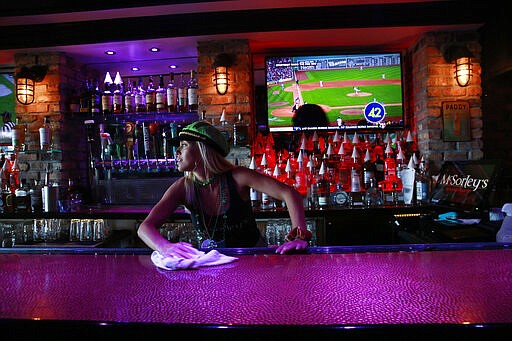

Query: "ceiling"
<box><xmin>0</xmin><ymin>1</ymin><xmax>490</xmax><ymax>78</ymax></box>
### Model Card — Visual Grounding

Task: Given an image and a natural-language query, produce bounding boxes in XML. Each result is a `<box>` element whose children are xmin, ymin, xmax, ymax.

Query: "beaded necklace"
<box><xmin>193</xmin><ymin>174</ymin><xmax>218</xmax><ymax>187</ymax></box>
<box><xmin>193</xmin><ymin>175</ymin><xmax>228</xmax><ymax>248</ymax></box>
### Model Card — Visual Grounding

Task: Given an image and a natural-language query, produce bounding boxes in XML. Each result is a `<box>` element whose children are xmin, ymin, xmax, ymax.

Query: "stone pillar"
<box><xmin>197</xmin><ymin>39</ymin><xmax>253</xmax><ymax>128</ymax></box>
<box><xmin>410</xmin><ymin>31</ymin><xmax>482</xmax><ymax>172</ymax></box>
<box><xmin>14</xmin><ymin>52</ymin><xmax>98</xmax><ymax>188</ymax></box>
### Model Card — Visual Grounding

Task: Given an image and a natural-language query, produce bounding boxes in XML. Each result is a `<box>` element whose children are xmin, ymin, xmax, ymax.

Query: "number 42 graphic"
<box><xmin>364</xmin><ymin>101</ymin><xmax>386</xmax><ymax>124</ymax></box>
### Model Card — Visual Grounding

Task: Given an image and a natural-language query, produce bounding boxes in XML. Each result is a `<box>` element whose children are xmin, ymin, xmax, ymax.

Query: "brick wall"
<box><xmin>409</xmin><ymin>31</ymin><xmax>482</xmax><ymax>173</ymax></box>
<box><xmin>197</xmin><ymin>39</ymin><xmax>253</xmax><ymax>129</ymax></box>
<box><xmin>14</xmin><ymin>52</ymin><xmax>99</xmax><ymax>189</ymax></box>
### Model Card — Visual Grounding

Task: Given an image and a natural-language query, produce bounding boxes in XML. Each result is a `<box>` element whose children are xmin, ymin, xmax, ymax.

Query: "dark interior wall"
<box><xmin>481</xmin><ymin>11</ymin><xmax>512</xmax><ymax>204</ymax></box>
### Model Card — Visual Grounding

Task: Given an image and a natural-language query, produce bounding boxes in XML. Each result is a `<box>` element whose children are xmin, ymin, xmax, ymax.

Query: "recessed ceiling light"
<box><xmin>169</xmin><ymin>64</ymin><xmax>177</xmax><ymax>69</ymax></box>
<box><xmin>105</xmin><ymin>50</ymin><xmax>116</xmax><ymax>55</ymax></box>
<box><xmin>149</xmin><ymin>47</ymin><xmax>160</xmax><ymax>52</ymax></box>
<box><xmin>131</xmin><ymin>67</ymin><xmax>140</xmax><ymax>71</ymax></box>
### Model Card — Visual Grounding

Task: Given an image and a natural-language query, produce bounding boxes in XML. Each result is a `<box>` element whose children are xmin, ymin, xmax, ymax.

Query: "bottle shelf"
<box><xmin>71</xmin><ymin>111</ymin><xmax>199</xmax><ymax>124</ymax></box>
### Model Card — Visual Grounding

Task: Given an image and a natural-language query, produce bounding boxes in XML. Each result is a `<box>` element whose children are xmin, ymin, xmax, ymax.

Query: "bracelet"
<box><xmin>285</xmin><ymin>226</ymin><xmax>312</xmax><ymax>242</ymax></box>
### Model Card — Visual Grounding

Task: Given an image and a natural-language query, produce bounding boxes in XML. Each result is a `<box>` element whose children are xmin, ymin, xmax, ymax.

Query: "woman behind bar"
<box><xmin>137</xmin><ymin>121</ymin><xmax>311</xmax><ymax>258</ymax></box>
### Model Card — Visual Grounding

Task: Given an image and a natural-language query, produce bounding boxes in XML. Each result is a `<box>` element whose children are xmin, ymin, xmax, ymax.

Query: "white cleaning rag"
<box><xmin>151</xmin><ymin>249</ymin><xmax>238</xmax><ymax>270</ymax></box>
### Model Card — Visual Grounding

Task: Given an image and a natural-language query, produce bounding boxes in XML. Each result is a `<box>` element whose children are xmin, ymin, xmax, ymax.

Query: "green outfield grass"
<box><xmin>267</xmin><ymin>66</ymin><xmax>403</xmax><ymax>127</ymax></box>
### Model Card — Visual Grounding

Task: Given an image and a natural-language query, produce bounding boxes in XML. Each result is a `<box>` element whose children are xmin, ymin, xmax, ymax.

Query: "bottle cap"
<box><xmin>114</xmin><ymin>72</ymin><xmax>123</xmax><ymax>85</ymax></box>
<box><xmin>343</xmin><ymin>132</ymin><xmax>350</xmax><ymax>144</ymax></box>
<box><xmin>273</xmin><ymin>164</ymin><xmax>280</xmax><ymax>177</ymax></box>
<box><xmin>326</xmin><ymin>144</ymin><xmax>332</xmax><ymax>156</ymax></box>
<box><xmin>249</xmin><ymin>157</ymin><xmax>256</xmax><ymax>170</ymax></box>
<box><xmin>351</xmin><ymin>146</ymin><xmax>359</xmax><ymax>160</ymax></box>
<box><xmin>104</xmin><ymin>72</ymin><xmax>113</xmax><ymax>85</ymax></box>
<box><xmin>364</xmin><ymin>149</ymin><xmax>371</xmax><ymax>162</ymax></box>
<box><xmin>338</xmin><ymin>143</ymin><xmax>345</xmax><ymax>155</ymax></box>
<box><xmin>352</xmin><ymin>132</ymin><xmax>360</xmax><ymax>144</ymax></box>
<box><xmin>406</xmin><ymin>130</ymin><xmax>414</xmax><ymax>142</ymax></box>
<box><xmin>319</xmin><ymin>162</ymin><xmax>325</xmax><ymax>175</ymax></box>
<box><xmin>333</xmin><ymin>131</ymin><xmax>341</xmax><ymax>143</ymax></box>
<box><xmin>260</xmin><ymin>153</ymin><xmax>268</xmax><ymax>166</ymax></box>
<box><xmin>407</xmin><ymin>157</ymin><xmax>415</xmax><ymax>169</ymax></box>
<box><xmin>285</xmin><ymin>159</ymin><xmax>292</xmax><ymax>173</ymax></box>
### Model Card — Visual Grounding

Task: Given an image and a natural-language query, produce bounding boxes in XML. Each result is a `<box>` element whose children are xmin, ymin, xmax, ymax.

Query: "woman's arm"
<box><xmin>232</xmin><ymin>167</ymin><xmax>309</xmax><ymax>253</ymax></box>
<box><xmin>137</xmin><ymin>177</ymin><xmax>201</xmax><ymax>258</ymax></box>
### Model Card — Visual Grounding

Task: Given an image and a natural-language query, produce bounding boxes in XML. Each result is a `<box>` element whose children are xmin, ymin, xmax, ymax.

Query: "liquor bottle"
<box><xmin>124</xmin><ymin>80</ymin><xmax>136</xmax><ymax>114</ymax></box>
<box><xmin>145</xmin><ymin>75</ymin><xmax>156</xmax><ymax>112</ymax></box>
<box><xmin>415</xmin><ymin>156</ymin><xmax>431</xmax><ymax>205</ymax></box>
<box><xmin>9</xmin><ymin>157</ymin><xmax>20</xmax><ymax>194</ymax></box>
<box><xmin>233</xmin><ymin>113</ymin><xmax>250</xmax><ymax>147</ymax></box>
<box><xmin>349</xmin><ymin>162</ymin><xmax>363</xmax><ymax>207</ymax></box>
<box><xmin>29</xmin><ymin>179</ymin><xmax>43</xmax><ymax>213</ymax></box>
<box><xmin>335</xmin><ymin>144</ymin><xmax>349</xmax><ymax>192</ymax></box>
<box><xmin>383</xmin><ymin>143</ymin><xmax>397</xmax><ymax>181</ymax></box>
<box><xmin>362</xmin><ymin>149</ymin><xmax>376</xmax><ymax>190</ymax></box>
<box><xmin>101</xmin><ymin>72</ymin><xmax>114</xmax><ymax>116</ymax></box>
<box><xmin>294</xmin><ymin>150</ymin><xmax>308</xmax><ymax>198</ymax></box>
<box><xmin>373</xmin><ymin>152</ymin><xmax>385</xmax><ymax>183</ymax></box>
<box><xmin>1</xmin><ymin>156</ymin><xmax>11</xmax><ymax>193</ymax></box>
<box><xmin>79</xmin><ymin>79</ymin><xmax>92</xmax><ymax>113</ymax></box>
<box><xmin>324</xmin><ymin>144</ymin><xmax>338</xmax><ymax>191</ymax></box>
<box><xmin>39</xmin><ymin>116</ymin><xmax>52</xmax><ymax>151</ymax></box>
<box><xmin>282</xmin><ymin>159</ymin><xmax>296</xmax><ymax>188</ymax></box>
<box><xmin>315</xmin><ymin>162</ymin><xmax>330</xmax><ymax>209</ymax></box>
<box><xmin>112</xmin><ymin>72</ymin><xmax>124</xmax><ymax>114</ymax></box>
<box><xmin>248</xmin><ymin>156</ymin><xmax>261</xmax><ymax>210</ymax></box>
<box><xmin>177</xmin><ymin>73</ymin><xmax>188</xmax><ymax>112</ymax></box>
<box><xmin>169</xmin><ymin>122</ymin><xmax>178</xmax><ymax>160</ymax></box>
<box><xmin>163</xmin><ymin>74</ymin><xmax>176</xmax><ymax>113</ymax></box>
<box><xmin>135</xmin><ymin>77</ymin><xmax>146</xmax><ymax>113</ymax></box>
<box><xmin>330</xmin><ymin>182</ymin><xmax>350</xmax><ymax>208</ymax></box>
<box><xmin>155</xmin><ymin>75</ymin><xmax>167</xmax><ymax>112</ymax></box>
<box><xmin>395</xmin><ymin>146</ymin><xmax>407</xmax><ymax>179</ymax></box>
<box><xmin>124</xmin><ymin>121</ymin><xmax>135</xmax><ymax>162</ymax></box>
<box><xmin>14</xmin><ymin>178</ymin><xmax>31</xmax><ymax>213</ymax></box>
<box><xmin>161</xmin><ymin>124</ymin><xmax>171</xmax><ymax>166</ymax></box>
<box><xmin>342</xmin><ymin>132</ymin><xmax>352</xmax><ymax>158</ymax></box>
<box><xmin>133</xmin><ymin>121</ymin><xmax>144</xmax><ymax>162</ymax></box>
<box><xmin>216</xmin><ymin>109</ymin><xmax>233</xmax><ymax>146</ymax></box>
<box><xmin>142</xmin><ymin>121</ymin><xmax>152</xmax><ymax>159</ymax></box>
<box><xmin>11</xmin><ymin>117</ymin><xmax>26</xmax><ymax>152</ymax></box>
<box><xmin>187</xmin><ymin>70</ymin><xmax>199</xmax><ymax>112</ymax></box>
<box><xmin>260</xmin><ymin>154</ymin><xmax>275</xmax><ymax>211</ymax></box>
<box><xmin>90</xmin><ymin>79</ymin><xmax>102</xmax><ymax>116</ymax></box>
<box><xmin>364</xmin><ymin>177</ymin><xmax>384</xmax><ymax>207</ymax></box>
<box><xmin>149</xmin><ymin>122</ymin><xmax>161</xmax><ymax>160</ymax></box>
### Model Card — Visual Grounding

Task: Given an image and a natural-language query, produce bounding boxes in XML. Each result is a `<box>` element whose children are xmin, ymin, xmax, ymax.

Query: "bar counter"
<box><xmin>1</xmin><ymin>243</ymin><xmax>511</xmax><ymax>340</ymax></box>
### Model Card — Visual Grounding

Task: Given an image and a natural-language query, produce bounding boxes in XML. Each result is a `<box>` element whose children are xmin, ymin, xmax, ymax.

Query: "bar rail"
<box><xmin>1</xmin><ymin>242</ymin><xmax>511</xmax><ymax>340</ymax></box>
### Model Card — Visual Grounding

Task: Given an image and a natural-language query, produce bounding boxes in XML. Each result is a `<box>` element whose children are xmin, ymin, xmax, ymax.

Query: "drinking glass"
<box><xmin>69</xmin><ymin>219</ymin><xmax>81</xmax><ymax>242</ymax></box>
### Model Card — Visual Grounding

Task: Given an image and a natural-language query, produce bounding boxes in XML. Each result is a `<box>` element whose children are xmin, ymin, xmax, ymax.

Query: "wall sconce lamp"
<box><xmin>444</xmin><ymin>45</ymin><xmax>473</xmax><ymax>87</ymax></box>
<box><xmin>15</xmin><ymin>64</ymin><xmax>48</xmax><ymax>105</ymax></box>
<box><xmin>212</xmin><ymin>53</ymin><xmax>235</xmax><ymax>95</ymax></box>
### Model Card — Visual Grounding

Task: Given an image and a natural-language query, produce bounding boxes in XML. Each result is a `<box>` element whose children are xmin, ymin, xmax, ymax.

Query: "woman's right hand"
<box><xmin>159</xmin><ymin>241</ymin><xmax>203</xmax><ymax>259</ymax></box>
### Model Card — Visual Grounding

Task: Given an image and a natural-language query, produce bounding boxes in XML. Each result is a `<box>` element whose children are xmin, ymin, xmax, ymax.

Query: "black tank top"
<box><xmin>189</xmin><ymin>170</ymin><xmax>261</xmax><ymax>248</ymax></box>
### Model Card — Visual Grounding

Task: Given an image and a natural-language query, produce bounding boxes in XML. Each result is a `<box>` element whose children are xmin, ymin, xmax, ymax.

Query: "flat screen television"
<box><xmin>265</xmin><ymin>52</ymin><xmax>405</xmax><ymax>132</ymax></box>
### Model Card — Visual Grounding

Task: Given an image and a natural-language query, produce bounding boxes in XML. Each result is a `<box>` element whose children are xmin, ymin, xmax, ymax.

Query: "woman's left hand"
<box><xmin>275</xmin><ymin>239</ymin><xmax>308</xmax><ymax>254</ymax></box>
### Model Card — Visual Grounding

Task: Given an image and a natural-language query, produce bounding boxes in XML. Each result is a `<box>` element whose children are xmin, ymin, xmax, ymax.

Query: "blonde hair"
<box><xmin>184</xmin><ymin>141</ymin><xmax>235</xmax><ymax>206</ymax></box>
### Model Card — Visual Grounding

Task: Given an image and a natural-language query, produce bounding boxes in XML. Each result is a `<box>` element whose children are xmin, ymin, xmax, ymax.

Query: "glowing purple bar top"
<box><xmin>1</xmin><ymin>248</ymin><xmax>511</xmax><ymax>326</ymax></box>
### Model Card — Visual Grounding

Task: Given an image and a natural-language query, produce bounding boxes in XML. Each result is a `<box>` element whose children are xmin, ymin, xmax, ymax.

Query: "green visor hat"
<box><xmin>171</xmin><ymin>121</ymin><xmax>230</xmax><ymax>157</ymax></box>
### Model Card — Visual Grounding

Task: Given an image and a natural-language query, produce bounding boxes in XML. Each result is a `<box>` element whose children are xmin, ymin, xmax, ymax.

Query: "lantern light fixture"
<box><xmin>444</xmin><ymin>45</ymin><xmax>473</xmax><ymax>87</ymax></box>
<box><xmin>15</xmin><ymin>64</ymin><xmax>47</xmax><ymax>105</ymax></box>
<box><xmin>212</xmin><ymin>53</ymin><xmax>235</xmax><ymax>95</ymax></box>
